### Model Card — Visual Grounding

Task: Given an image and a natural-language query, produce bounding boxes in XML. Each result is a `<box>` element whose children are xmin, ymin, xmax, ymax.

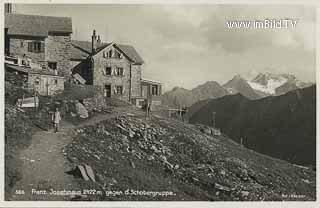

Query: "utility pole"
<box><xmin>212</xmin><ymin>112</ymin><xmax>216</xmax><ymax>129</ymax></box>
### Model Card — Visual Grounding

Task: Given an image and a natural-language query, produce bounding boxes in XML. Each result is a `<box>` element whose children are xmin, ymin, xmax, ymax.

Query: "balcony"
<box><xmin>5</xmin><ymin>55</ymin><xmax>42</xmax><ymax>70</ymax></box>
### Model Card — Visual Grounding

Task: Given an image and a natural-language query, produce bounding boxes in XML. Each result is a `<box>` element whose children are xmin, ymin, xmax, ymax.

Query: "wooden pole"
<box><xmin>212</xmin><ymin>112</ymin><xmax>216</xmax><ymax>128</ymax></box>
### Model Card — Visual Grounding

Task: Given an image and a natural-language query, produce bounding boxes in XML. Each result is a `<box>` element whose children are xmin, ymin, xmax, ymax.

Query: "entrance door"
<box><xmin>105</xmin><ymin>84</ymin><xmax>111</xmax><ymax>98</ymax></box>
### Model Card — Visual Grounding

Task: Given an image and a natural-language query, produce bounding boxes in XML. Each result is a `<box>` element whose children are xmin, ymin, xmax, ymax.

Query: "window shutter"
<box><xmin>114</xmin><ymin>87</ymin><xmax>117</xmax><ymax>94</ymax></box>
<box><xmin>102</xmin><ymin>68</ymin><xmax>106</xmax><ymax>76</ymax></box>
<box><xmin>40</xmin><ymin>42</ymin><xmax>45</xmax><ymax>52</ymax></box>
<box><xmin>122</xmin><ymin>68</ymin><xmax>126</xmax><ymax>76</ymax></box>
<box><xmin>103</xmin><ymin>51</ymin><xmax>106</xmax><ymax>58</ymax></box>
<box><xmin>122</xmin><ymin>86</ymin><xmax>125</xmax><ymax>94</ymax></box>
<box><xmin>111</xmin><ymin>67</ymin><xmax>115</xmax><ymax>76</ymax></box>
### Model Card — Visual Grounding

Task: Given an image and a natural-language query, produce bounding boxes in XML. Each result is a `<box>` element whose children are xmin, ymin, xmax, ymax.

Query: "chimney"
<box><xmin>92</xmin><ymin>30</ymin><xmax>97</xmax><ymax>53</ymax></box>
<box><xmin>5</xmin><ymin>3</ymin><xmax>12</xmax><ymax>14</ymax></box>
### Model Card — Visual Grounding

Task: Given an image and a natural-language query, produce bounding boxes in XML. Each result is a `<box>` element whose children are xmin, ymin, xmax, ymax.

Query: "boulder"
<box><xmin>77</xmin><ymin>165</ymin><xmax>90</xmax><ymax>181</ymax></box>
<box><xmin>75</xmin><ymin>101</ymin><xmax>88</xmax><ymax>118</ymax></box>
<box><xmin>84</xmin><ymin>164</ymin><xmax>96</xmax><ymax>182</ymax></box>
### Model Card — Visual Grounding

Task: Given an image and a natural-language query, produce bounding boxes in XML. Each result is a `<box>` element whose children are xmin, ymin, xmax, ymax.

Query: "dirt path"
<box><xmin>9</xmin><ymin>120</ymin><xmax>80</xmax><ymax>200</ymax></box>
<box><xmin>9</xmin><ymin>108</ymin><xmax>143</xmax><ymax>201</ymax></box>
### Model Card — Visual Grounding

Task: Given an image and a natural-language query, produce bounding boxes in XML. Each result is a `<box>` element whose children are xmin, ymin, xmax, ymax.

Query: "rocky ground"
<box><xmin>64</xmin><ymin>111</ymin><xmax>316</xmax><ymax>201</ymax></box>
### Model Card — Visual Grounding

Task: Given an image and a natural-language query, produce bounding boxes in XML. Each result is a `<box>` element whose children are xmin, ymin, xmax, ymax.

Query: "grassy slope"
<box><xmin>189</xmin><ymin>86</ymin><xmax>316</xmax><ymax>166</ymax></box>
<box><xmin>65</xmin><ymin>112</ymin><xmax>315</xmax><ymax>201</ymax></box>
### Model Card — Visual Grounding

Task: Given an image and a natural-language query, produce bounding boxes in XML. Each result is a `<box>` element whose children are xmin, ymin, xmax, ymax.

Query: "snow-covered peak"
<box><xmin>248</xmin><ymin>78</ymin><xmax>287</xmax><ymax>95</ymax></box>
<box><xmin>248</xmin><ymin>73</ymin><xmax>295</xmax><ymax>95</ymax></box>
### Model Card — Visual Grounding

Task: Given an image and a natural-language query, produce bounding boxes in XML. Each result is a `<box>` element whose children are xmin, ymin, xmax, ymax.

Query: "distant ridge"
<box><xmin>189</xmin><ymin>85</ymin><xmax>316</xmax><ymax>166</ymax></box>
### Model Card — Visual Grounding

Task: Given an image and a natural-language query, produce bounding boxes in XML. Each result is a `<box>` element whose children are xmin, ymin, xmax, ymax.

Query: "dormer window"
<box><xmin>114</xmin><ymin>50</ymin><xmax>121</xmax><ymax>59</ymax></box>
<box><xmin>103</xmin><ymin>50</ymin><xmax>113</xmax><ymax>58</ymax></box>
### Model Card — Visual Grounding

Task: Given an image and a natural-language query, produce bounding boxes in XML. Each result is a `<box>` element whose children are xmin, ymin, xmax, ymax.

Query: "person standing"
<box><xmin>144</xmin><ymin>99</ymin><xmax>152</xmax><ymax>118</ymax></box>
<box><xmin>52</xmin><ymin>108</ymin><xmax>61</xmax><ymax>133</ymax></box>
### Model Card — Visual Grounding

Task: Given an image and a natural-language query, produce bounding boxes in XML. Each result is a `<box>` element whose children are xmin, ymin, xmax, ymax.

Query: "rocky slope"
<box><xmin>64</xmin><ymin>111</ymin><xmax>315</xmax><ymax>201</ymax></box>
<box><xmin>223</xmin><ymin>75</ymin><xmax>261</xmax><ymax>99</ymax></box>
<box><xmin>161</xmin><ymin>81</ymin><xmax>228</xmax><ymax>108</ymax></box>
<box><xmin>189</xmin><ymin>85</ymin><xmax>316</xmax><ymax>166</ymax></box>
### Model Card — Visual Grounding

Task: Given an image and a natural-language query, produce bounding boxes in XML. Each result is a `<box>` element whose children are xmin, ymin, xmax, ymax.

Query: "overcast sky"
<box><xmin>14</xmin><ymin>4</ymin><xmax>316</xmax><ymax>91</ymax></box>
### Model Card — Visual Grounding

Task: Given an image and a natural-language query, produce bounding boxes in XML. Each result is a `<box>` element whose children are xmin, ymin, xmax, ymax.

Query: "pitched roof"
<box><xmin>5</xmin><ymin>13</ymin><xmax>72</xmax><ymax>37</ymax></box>
<box><xmin>72</xmin><ymin>73</ymin><xmax>86</xmax><ymax>84</ymax></box>
<box><xmin>116</xmin><ymin>44</ymin><xmax>144</xmax><ymax>65</ymax></box>
<box><xmin>141</xmin><ymin>78</ymin><xmax>162</xmax><ymax>85</ymax></box>
<box><xmin>71</xmin><ymin>40</ymin><xmax>110</xmax><ymax>60</ymax></box>
<box><xmin>5</xmin><ymin>63</ymin><xmax>64</xmax><ymax>77</ymax></box>
<box><xmin>71</xmin><ymin>40</ymin><xmax>144</xmax><ymax>64</ymax></box>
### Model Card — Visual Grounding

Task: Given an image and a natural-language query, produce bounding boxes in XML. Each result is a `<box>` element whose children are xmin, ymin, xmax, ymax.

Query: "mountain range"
<box><xmin>189</xmin><ymin>85</ymin><xmax>316</xmax><ymax>166</ymax></box>
<box><xmin>161</xmin><ymin>72</ymin><xmax>313</xmax><ymax>108</ymax></box>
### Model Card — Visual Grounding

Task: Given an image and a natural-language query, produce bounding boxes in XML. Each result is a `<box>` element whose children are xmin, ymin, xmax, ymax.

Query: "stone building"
<box><xmin>4</xmin><ymin>12</ymin><xmax>72</xmax><ymax>95</ymax></box>
<box><xmin>71</xmin><ymin>30</ymin><xmax>162</xmax><ymax>106</ymax></box>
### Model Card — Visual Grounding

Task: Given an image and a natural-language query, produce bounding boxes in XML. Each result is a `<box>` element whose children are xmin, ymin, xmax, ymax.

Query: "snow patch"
<box><xmin>248</xmin><ymin>77</ymin><xmax>287</xmax><ymax>94</ymax></box>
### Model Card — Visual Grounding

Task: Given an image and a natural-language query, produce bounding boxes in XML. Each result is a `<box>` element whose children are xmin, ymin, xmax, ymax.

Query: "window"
<box><xmin>104</xmin><ymin>50</ymin><xmax>113</xmax><ymax>58</ymax></box>
<box><xmin>28</xmin><ymin>42</ymin><xmax>44</xmax><ymax>53</ymax></box>
<box><xmin>48</xmin><ymin>62</ymin><xmax>57</xmax><ymax>70</ymax></box>
<box><xmin>115</xmin><ymin>67</ymin><xmax>124</xmax><ymax>76</ymax></box>
<box><xmin>20</xmin><ymin>41</ymin><xmax>24</xmax><ymax>48</ymax></box>
<box><xmin>116</xmin><ymin>85</ymin><xmax>123</xmax><ymax>95</ymax></box>
<box><xmin>54</xmin><ymin>79</ymin><xmax>58</xmax><ymax>85</ymax></box>
<box><xmin>104</xmin><ymin>67</ymin><xmax>112</xmax><ymax>76</ymax></box>
<box><xmin>152</xmin><ymin>85</ymin><xmax>159</xmax><ymax>95</ymax></box>
<box><xmin>114</xmin><ymin>50</ymin><xmax>121</xmax><ymax>59</ymax></box>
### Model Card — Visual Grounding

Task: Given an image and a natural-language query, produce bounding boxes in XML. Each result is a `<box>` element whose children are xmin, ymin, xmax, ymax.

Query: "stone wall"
<box><xmin>45</xmin><ymin>34</ymin><xmax>72</xmax><ymax>76</ymax></box>
<box><xmin>92</xmin><ymin>47</ymin><xmax>131</xmax><ymax>101</ymax></box>
<box><xmin>131</xmin><ymin>64</ymin><xmax>142</xmax><ymax>98</ymax></box>
<box><xmin>9</xmin><ymin>36</ymin><xmax>46</xmax><ymax>67</ymax></box>
<box><xmin>8</xmin><ymin>34</ymin><xmax>72</xmax><ymax>77</ymax></box>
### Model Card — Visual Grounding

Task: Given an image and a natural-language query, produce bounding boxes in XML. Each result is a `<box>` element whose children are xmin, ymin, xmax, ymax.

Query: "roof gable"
<box><xmin>71</xmin><ymin>40</ymin><xmax>144</xmax><ymax>64</ymax></box>
<box><xmin>115</xmin><ymin>44</ymin><xmax>144</xmax><ymax>64</ymax></box>
<box><xmin>5</xmin><ymin>13</ymin><xmax>72</xmax><ymax>37</ymax></box>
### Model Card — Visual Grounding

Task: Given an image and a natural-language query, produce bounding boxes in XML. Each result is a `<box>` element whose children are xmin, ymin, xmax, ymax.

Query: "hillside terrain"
<box><xmin>62</xmin><ymin>111</ymin><xmax>316</xmax><ymax>201</ymax></box>
<box><xmin>5</xmin><ymin>76</ymin><xmax>316</xmax><ymax>201</ymax></box>
<box><xmin>189</xmin><ymin>85</ymin><xmax>316</xmax><ymax>166</ymax></box>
